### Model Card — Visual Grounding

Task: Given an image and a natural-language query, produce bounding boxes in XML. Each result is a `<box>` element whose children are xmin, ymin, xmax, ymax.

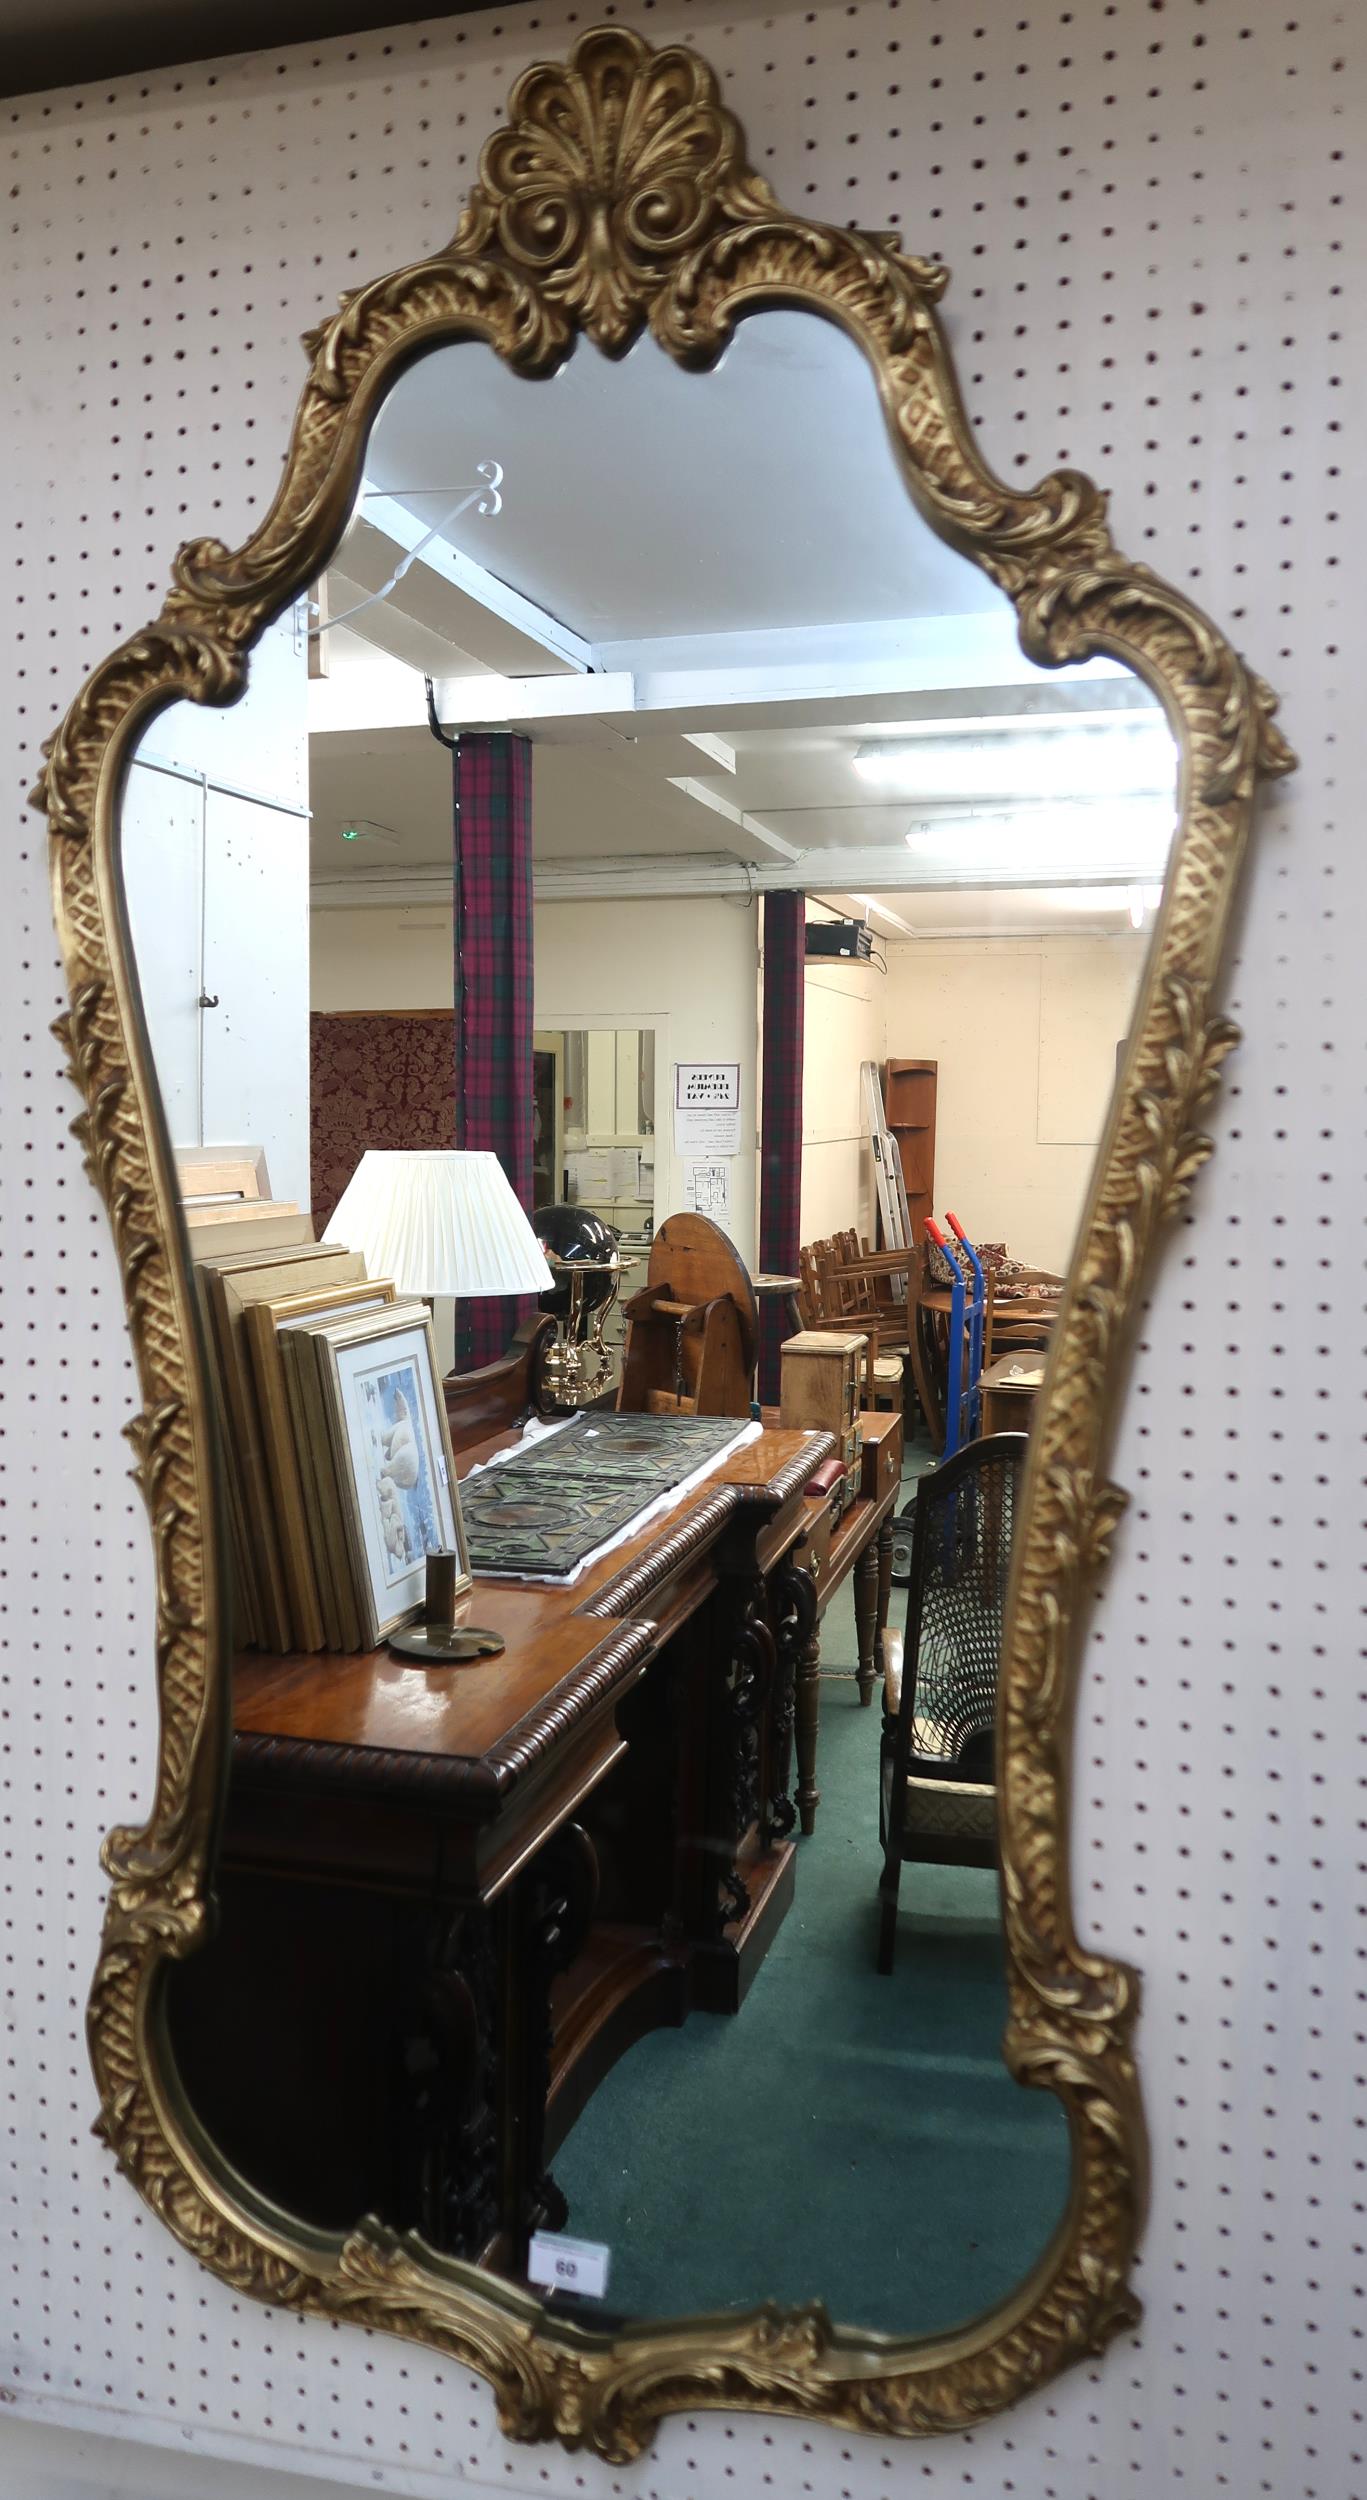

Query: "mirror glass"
<box><xmin>120</xmin><ymin>309</ymin><xmax>1177</xmax><ymax>2339</ymax></box>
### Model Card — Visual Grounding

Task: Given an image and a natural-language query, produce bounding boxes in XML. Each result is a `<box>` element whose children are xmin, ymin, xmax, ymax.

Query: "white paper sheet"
<box><xmin>673</xmin><ymin>1061</ymin><xmax>741</xmax><ymax>1156</ymax></box>
<box><xmin>683</xmin><ymin>1160</ymin><xmax>732</xmax><ymax>1219</ymax></box>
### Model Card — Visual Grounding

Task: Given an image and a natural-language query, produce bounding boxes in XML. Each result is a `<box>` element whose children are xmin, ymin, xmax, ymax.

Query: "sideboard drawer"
<box><xmin>860</xmin><ymin>1410</ymin><xmax>903</xmax><ymax>1503</ymax></box>
<box><xmin>793</xmin><ymin>1496</ymin><xmax>835</xmax><ymax>1595</ymax></box>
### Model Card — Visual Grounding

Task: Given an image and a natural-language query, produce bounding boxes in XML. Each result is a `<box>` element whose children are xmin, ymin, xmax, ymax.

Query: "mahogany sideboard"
<box><xmin>167</xmin><ymin>1418</ymin><xmax>831</xmax><ymax>2284</ymax></box>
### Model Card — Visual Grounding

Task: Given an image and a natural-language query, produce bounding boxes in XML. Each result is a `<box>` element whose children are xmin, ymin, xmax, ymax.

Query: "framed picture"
<box><xmin>309</xmin><ymin>1303</ymin><xmax>470</xmax><ymax>1645</ymax></box>
<box><xmin>197</xmin><ymin>1242</ymin><xmax>366</xmax><ymax>1650</ymax></box>
<box><xmin>245</xmin><ymin>1278</ymin><xmax>398</xmax><ymax>1652</ymax></box>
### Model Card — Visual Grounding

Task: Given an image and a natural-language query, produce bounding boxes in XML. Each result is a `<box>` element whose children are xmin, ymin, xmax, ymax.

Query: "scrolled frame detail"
<box><xmin>36</xmin><ymin>23</ymin><xmax>1293</xmax><ymax>2464</ymax></box>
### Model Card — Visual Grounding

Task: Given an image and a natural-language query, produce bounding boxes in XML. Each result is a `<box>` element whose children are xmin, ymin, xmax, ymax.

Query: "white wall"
<box><xmin>123</xmin><ymin>612</ymin><xmax>312</xmax><ymax>1209</ymax></box>
<box><xmin>884</xmin><ymin>934</ymin><xmax>1147</xmax><ymax>1273</ymax></box>
<box><xmin>2</xmin><ymin>7</ymin><xmax>1356</xmax><ymax>2500</ymax></box>
<box><xmin>800</xmin><ymin>961</ymin><xmax>885</xmax><ymax>1244</ymax></box>
<box><xmin>312</xmin><ymin>894</ymin><xmax>761</xmax><ymax>1263</ymax></box>
<box><xmin>311</xmin><ymin>901</ymin><xmax>447</xmax><ymax>1012</ymax></box>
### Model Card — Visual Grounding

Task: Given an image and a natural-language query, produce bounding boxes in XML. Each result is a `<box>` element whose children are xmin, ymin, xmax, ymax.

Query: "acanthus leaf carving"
<box><xmin>453</xmin><ymin>26</ymin><xmax>773</xmax><ymax>357</ymax></box>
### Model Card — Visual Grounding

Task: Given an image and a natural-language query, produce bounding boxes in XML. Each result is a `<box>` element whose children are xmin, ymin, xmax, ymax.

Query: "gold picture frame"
<box><xmin>278</xmin><ymin>1308</ymin><xmax>365</xmax><ymax>1653</ymax></box>
<box><xmin>36</xmin><ymin>22</ymin><xmax>1294</xmax><ymax>2464</ymax></box>
<box><xmin>245</xmin><ymin>1277</ymin><xmax>399</xmax><ymax>1651</ymax></box>
<box><xmin>305</xmin><ymin>1299</ymin><xmax>471</xmax><ymax>1646</ymax></box>
<box><xmin>200</xmin><ymin>1243</ymin><xmax>366</xmax><ymax>1651</ymax></box>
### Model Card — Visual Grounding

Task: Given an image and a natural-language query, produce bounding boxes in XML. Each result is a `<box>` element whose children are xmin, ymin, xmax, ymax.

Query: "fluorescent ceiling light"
<box><xmin>903</xmin><ymin>798</ymin><xmax>1174</xmax><ymax>877</ymax></box>
<box><xmin>857</xmin><ymin>722</ymin><xmax>1175</xmax><ymax>802</ymax></box>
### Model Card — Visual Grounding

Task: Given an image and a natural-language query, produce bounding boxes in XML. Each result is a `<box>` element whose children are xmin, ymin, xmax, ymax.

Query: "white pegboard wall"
<box><xmin>2</xmin><ymin>5</ymin><xmax>1364</xmax><ymax>2496</ymax></box>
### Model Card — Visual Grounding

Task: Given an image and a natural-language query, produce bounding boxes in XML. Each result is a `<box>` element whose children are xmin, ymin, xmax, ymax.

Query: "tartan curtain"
<box><xmin>758</xmin><ymin>891</ymin><xmax>806</xmax><ymax>1406</ymax></box>
<box><xmin>452</xmin><ymin>732</ymin><xmax>536</xmax><ymax>1370</ymax></box>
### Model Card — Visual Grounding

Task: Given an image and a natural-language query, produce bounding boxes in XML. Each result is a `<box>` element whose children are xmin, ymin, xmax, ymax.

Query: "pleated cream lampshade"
<box><xmin>322</xmin><ymin>1151</ymin><xmax>554</xmax><ymax>1299</ymax></box>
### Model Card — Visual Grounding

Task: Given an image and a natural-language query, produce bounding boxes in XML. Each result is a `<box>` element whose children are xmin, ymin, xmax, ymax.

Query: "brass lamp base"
<box><xmin>387</xmin><ymin>1621</ymin><xmax>505</xmax><ymax>1666</ymax></box>
<box><xmin>386</xmin><ymin>1548</ymin><xmax>505</xmax><ymax>1668</ymax></box>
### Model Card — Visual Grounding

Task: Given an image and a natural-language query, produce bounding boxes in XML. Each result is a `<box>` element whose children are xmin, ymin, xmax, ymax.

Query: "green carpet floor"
<box><xmin>553</xmin><ymin>1459</ymin><xmax>1071</xmax><ymax>2335</ymax></box>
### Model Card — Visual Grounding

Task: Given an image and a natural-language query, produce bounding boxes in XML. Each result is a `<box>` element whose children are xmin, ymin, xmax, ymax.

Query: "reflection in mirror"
<box><xmin>120</xmin><ymin>310</ymin><xmax>1176</xmax><ymax>2341</ymax></box>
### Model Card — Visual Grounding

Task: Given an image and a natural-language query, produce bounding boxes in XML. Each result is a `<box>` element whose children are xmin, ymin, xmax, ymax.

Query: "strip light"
<box><xmin>858</xmin><ymin>721</ymin><xmax>1174</xmax><ymax>803</ymax></box>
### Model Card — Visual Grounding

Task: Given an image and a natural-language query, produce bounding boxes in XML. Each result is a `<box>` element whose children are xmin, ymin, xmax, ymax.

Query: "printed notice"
<box><xmin>673</xmin><ymin>1061</ymin><xmax>742</xmax><ymax>1156</ymax></box>
<box><xmin>683</xmin><ymin>1160</ymin><xmax>731</xmax><ymax>1221</ymax></box>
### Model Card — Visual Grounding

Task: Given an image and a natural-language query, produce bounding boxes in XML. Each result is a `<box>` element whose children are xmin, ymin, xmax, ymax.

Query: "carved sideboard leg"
<box><xmin>766</xmin><ymin>1561</ymin><xmax>816</xmax><ymax>1844</ymax></box>
<box><xmin>414</xmin><ymin>1901</ymin><xmax>502</xmax><ymax>2261</ymax></box>
<box><xmin>854</xmin><ymin>1536</ymin><xmax>881</xmax><ymax>1705</ymax></box>
<box><xmin>689</xmin><ymin>1563</ymin><xmax>794</xmax><ymax>2012</ymax></box>
<box><xmin>794</xmin><ymin>1616</ymin><xmax>823</xmax><ymax>1836</ymax></box>
<box><xmin>515</xmin><ymin>1821</ymin><xmax>599</xmax><ymax>2257</ymax></box>
<box><xmin>712</xmin><ymin>1573</ymin><xmax>773</xmax><ymax>1928</ymax></box>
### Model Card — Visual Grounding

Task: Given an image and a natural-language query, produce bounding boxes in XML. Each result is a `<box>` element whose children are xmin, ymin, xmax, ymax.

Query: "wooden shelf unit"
<box><xmin>883</xmin><ymin>1057</ymin><xmax>938</xmax><ymax>1243</ymax></box>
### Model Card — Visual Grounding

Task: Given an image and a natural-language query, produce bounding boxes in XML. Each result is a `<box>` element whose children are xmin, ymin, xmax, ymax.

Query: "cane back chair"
<box><xmin>876</xmin><ymin>1431</ymin><xmax>1029</xmax><ymax>1974</ymax></box>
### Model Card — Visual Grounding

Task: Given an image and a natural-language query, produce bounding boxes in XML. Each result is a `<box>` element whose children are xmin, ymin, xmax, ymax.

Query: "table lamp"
<box><xmin>323</xmin><ymin>1150</ymin><xmax>553</xmax><ymax>1664</ymax></box>
<box><xmin>323</xmin><ymin>1148</ymin><xmax>554</xmax><ymax>1302</ymax></box>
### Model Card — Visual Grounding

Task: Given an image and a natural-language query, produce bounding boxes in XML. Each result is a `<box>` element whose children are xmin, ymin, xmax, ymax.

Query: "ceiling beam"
<box><xmin>664</xmin><ymin>776</ymin><xmax>803</xmax><ymax>862</ymax></box>
<box><xmin>311</xmin><ymin>847</ymin><xmax>1165</xmax><ymax>909</ymax></box>
<box><xmin>358</xmin><ymin>487</ymin><xmax>594</xmax><ymax>673</ymax></box>
<box><xmin>324</xmin><ymin>571</ymin><xmax>482</xmax><ymax>680</ymax></box>
<box><xmin>317</xmin><ymin>624</ymin><xmax>1158</xmax><ymax>744</ymax></box>
<box><xmin>592</xmin><ymin>612</ymin><xmax>1135</xmax><ymax>710</ymax></box>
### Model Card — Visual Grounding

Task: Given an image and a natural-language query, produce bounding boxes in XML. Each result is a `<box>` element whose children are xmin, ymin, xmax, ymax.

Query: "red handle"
<box><xmin>945</xmin><ymin>1211</ymin><xmax>967</xmax><ymax>1242</ymax></box>
<box><xmin>924</xmin><ymin>1218</ymin><xmax>947</xmax><ymax>1247</ymax></box>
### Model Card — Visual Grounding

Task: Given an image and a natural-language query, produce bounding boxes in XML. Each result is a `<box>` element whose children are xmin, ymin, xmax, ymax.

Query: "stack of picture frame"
<box><xmin>190</xmin><ymin>1220</ymin><xmax>471</xmax><ymax>1654</ymax></box>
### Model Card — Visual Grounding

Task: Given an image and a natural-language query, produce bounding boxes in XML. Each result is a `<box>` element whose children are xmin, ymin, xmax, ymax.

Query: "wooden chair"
<box><xmin>983</xmin><ymin>1266</ymin><xmax>1063</xmax><ymax>1366</ymax></box>
<box><xmin>797</xmin><ymin>1238</ymin><xmax>908</xmax><ymax>1419</ymax></box>
<box><xmin>828</xmin><ymin>1240</ymin><xmax>943</xmax><ymax>1446</ymax></box>
<box><xmin>876</xmin><ymin>1431</ymin><xmax>1029</xmax><ymax>1974</ymax></box>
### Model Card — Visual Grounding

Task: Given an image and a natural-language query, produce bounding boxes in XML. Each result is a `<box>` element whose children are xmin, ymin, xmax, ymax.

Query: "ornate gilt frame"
<box><xmin>35</xmin><ymin>24</ymin><xmax>1293</xmax><ymax>2463</ymax></box>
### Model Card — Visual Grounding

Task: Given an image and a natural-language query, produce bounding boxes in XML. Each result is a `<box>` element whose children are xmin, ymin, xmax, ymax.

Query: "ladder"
<box><xmin>861</xmin><ymin>1060</ymin><xmax>914</xmax><ymax>1285</ymax></box>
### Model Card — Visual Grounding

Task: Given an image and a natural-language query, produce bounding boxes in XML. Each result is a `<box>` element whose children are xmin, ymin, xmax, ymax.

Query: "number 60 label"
<box><xmin>527</xmin><ymin>2231</ymin><xmax>611</xmax><ymax>2300</ymax></box>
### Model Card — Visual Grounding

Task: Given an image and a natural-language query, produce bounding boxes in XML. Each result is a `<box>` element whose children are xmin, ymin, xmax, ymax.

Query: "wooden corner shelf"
<box><xmin>883</xmin><ymin>1057</ymin><xmax>937</xmax><ymax>1244</ymax></box>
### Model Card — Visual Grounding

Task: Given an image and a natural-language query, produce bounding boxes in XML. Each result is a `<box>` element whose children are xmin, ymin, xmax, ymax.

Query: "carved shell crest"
<box><xmin>453</xmin><ymin>26</ymin><xmax>779</xmax><ymax>354</ymax></box>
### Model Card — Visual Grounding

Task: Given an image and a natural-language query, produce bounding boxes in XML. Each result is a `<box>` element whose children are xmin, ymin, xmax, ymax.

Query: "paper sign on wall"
<box><xmin>683</xmin><ymin>1160</ymin><xmax>731</xmax><ymax>1221</ymax></box>
<box><xmin>566</xmin><ymin>1147</ymin><xmax>613</xmax><ymax>1200</ymax></box>
<box><xmin>673</xmin><ymin>1062</ymin><xmax>741</xmax><ymax>1156</ymax></box>
<box><xmin>567</xmin><ymin>1146</ymin><xmax>646</xmax><ymax>1202</ymax></box>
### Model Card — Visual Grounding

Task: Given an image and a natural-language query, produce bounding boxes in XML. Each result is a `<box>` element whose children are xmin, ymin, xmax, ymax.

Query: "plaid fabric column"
<box><xmin>758</xmin><ymin>891</ymin><xmax>806</xmax><ymax>1406</ymax></box>
<box><xmin>452</xmin><ymin>732</ymin><xmax>536</xmax><ymax>1370</ymax></box>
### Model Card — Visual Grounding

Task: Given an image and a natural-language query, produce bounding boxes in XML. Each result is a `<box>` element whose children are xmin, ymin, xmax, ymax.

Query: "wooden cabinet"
<box><xmin>883</xmin><ymin>1057</ymin><xmax>937</xmax><ymax>1242</ymax></box>
<box><xmin>779</xmin><ymin>1330</ymin><xmax>864</xmax><ymax>1508</ymax></box>
<box><xmin>778</xmin><ymin>1329</ymin><xmax>863</xmax><ymax>1439</ymax></box>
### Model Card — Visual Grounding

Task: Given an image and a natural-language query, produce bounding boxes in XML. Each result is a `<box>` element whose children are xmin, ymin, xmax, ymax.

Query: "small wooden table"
<box><xmin>979</xmin><ymin>1352</ymin><xmax>1045</xmax><ymax>1438</ymax></box>
<box><xmin>763</xmin><ymin>1407</ymin><xmax>903</xmax><ymax>1836</ymax></box>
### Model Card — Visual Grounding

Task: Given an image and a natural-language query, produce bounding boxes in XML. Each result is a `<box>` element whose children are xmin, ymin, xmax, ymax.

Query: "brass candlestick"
<box><xmin>387</xmin><ymin>1549</ymin><xmax>505</xmax><ymax>1666</ymax></box>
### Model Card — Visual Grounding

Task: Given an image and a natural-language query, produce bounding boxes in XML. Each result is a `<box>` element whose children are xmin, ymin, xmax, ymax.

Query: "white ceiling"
<box><xmin>364</xmin><ymin>317</ymin><xmax>988</xmax><ymax>645</ymax></box>
<box><xmin>1</xmin><ymin>3</ymin><xmax>467</xmax><ymax>97</ymax></box>
<box><xmin>312</xmin><ymin>310</ymin><xmax>1177</xmax><ymax>931</ymax></box>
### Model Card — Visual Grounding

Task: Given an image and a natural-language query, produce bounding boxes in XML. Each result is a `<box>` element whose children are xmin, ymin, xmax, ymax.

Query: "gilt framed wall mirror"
<box><xmin>39</xmin><ymin>23</ymin><xmax>1292</xmax><ymax>2464</ymax></box>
